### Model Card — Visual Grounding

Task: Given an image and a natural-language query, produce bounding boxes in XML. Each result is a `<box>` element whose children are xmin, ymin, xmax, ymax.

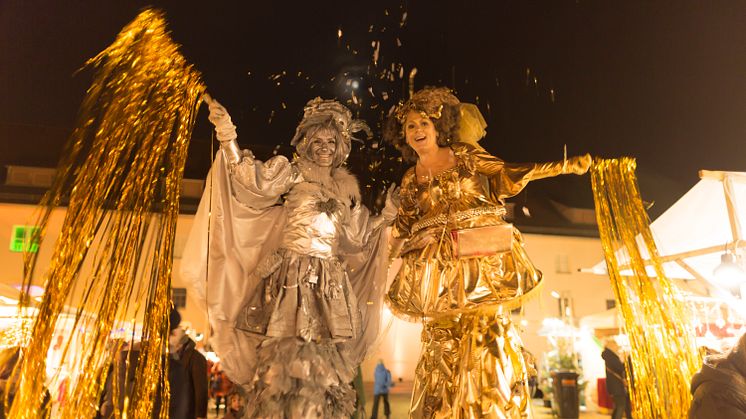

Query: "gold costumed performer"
<box><xmin>382</xmin><ymin>87</ymin><xmax>591</xmax><ymax>418</ymax></box>
<box><xmin>182</xmin><ymin>96</ymin><xmax>395</xmax><ymax>418</ymax></box>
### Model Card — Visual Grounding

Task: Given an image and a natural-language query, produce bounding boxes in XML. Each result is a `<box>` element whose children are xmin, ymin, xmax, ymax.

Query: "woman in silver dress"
<box><xmin>183</xmin><ymin>96</ymin><xmax>395</xmax><ymax>418</ymax></box>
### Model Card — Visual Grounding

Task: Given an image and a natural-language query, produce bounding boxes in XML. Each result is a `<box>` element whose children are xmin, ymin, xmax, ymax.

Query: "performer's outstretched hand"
<box><xmin>568</xmin><ymin>153</ymin><xmax>592</xmax><ymax>175</ymax></box>
<box><xmin>204</xmin><ymin>94</ymin><xmax>237</xmax><ymax>143</ymax></box>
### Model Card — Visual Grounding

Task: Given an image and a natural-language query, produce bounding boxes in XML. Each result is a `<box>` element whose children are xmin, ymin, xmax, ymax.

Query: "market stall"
<box><xmin>585</xmin><ymin>169</ymin><xmax>746</xmax><ymax>417</ymax></box>
<box><xmin>589</xmin><ymin>170</ymin><xmax>746</xmax><ymax>314</ymax></box>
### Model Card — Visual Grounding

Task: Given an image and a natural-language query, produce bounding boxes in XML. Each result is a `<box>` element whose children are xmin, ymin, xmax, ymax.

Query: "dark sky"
<box><xmin>2</xmin><ymin>1</ymin><xmax>746</xmax><ymax>212</ymax></box>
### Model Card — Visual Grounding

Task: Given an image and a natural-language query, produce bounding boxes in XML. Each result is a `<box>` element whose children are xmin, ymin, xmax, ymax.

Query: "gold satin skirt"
<box><xmin>409</xmin><ymin>314</ymin><xmax>532</xmax><ymax>419</ymax></box>
<box><xmin>387</xmin><ymin>228</ymin><xmax>542</xmax><ymax>320</ymax></box>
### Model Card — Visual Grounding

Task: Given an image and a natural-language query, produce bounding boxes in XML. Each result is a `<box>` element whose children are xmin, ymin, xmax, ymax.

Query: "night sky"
<box><xmin>2</xmin><ymin>1</ymin><xmax>746</xmax><ymax>214</ymax></box>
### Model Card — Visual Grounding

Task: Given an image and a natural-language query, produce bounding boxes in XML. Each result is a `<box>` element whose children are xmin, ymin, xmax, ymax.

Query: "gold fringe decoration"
<box><xmin>590</xmin><ymin>158</ymin><xmax>702</xmax><ymax>418</ymax></box>
<box><xmin>6</xmin><ymin>9</ymin><xmax>204</xmax><ymax>419</ymax></box>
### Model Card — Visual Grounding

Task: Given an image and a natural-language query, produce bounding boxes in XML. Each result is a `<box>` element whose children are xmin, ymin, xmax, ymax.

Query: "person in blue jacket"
<box><xmin>371</xmin><ymin>360</ymin><xmax>393</xmax><ymax>419</ymax></box>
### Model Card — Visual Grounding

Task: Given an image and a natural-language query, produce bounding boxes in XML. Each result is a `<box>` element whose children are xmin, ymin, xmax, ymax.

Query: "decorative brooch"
<box><xmin>315</xmin><ymin>198</ymin><xmax>340</xmax><ymax>215</ymax></box>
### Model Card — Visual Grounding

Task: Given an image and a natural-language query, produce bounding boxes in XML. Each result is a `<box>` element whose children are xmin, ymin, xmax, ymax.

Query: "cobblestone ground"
<box><xmin>206</xmin><ymin>382</ymin><xmax>610</xmax><ymax>418</ymax></box>
<box><xmin>359</xmin><ymin>382</ymin><xmax>610</xmax><ymax>419</ymax></box>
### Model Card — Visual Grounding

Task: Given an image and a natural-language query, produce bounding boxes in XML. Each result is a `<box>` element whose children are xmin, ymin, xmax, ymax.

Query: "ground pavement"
<box><xmin>206</xmin><ymin>381</ymin><xmax>609</xmax><ymax>418</ymax></box>
<box><xmin>358</xmin><ymin>381</ymin><xmax>608</xmax><ymax>419</ymax></box>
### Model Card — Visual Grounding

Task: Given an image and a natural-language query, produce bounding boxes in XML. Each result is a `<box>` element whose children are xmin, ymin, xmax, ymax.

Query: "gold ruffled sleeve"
<box><xmin>391</xmin><ymin>167</ymin><xmax>418</xmax><ymax>240</ymax></box>
<box><xmin>454</xmin><ymin>142</ymin><xmax>567</xmax><ymax>200</ymax></box>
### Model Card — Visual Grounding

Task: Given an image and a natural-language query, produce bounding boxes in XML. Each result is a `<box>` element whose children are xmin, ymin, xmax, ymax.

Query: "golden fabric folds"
<box><xmin>411</xmin><ymin>315</ymin><xmax>531</xmax><ymax>419</ymax></box>
<box><xmin>457</xmin><ymin>103</ymin><xmax>488</xmax><ymax>149</ymax></box>
<box><xmin>387</xmin><ymin>143</ymin><xmax>571</xmax><ymax>418</ymax></box>
<box><xmin>388</xmin><ymin>142</ymin><xmax>565</xmax><ymax>319</ymax></box>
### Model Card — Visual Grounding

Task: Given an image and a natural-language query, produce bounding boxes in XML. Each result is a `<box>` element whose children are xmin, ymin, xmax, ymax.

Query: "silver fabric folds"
<box><xmin>180</xmin><ymin>151</ymin><xmax>389</xmax><ymax>386</ymax></box>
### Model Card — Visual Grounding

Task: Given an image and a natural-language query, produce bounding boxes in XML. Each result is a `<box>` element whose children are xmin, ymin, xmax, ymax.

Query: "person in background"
<box><xmin>0</xmin><ymin>347</ymin><xmax>21</xmax><ymax>419</ymax></box>
<box><xmin>168</xmin><ymin>310</ymin><xmax>209</xmax><ymax>419</ymax></box>
<box><xmin>371</xmin><ymin>360</ymin><xmax>393</xmax><ymax>419</ymax></box>
<box><xmin>689</xmin><ymin>332</ymin><xmax>746</xmax><ymax>418</ymax></box>
<box><xmin>100</xmin><ymin>307</ymin><xmax>207</xmax><ymax>419</ymax></box>
<box><xmin>0</xmin><ymin>346</ymin><xmax>51</xmax><ymax>419</ymax></box>
<box><xmin>210</xmin><ymin>362</ymin><xmax>233</xmax><ymax>416</ymax></box>
<box><xmin>602</xmin><ymin>338</ymin><xmax>631</xmax><ymax>419</ymax></box>
<box><xmin>221</xmin><ymin>390</ymin><xmax>246</xmax><ymax>419</ymax></box>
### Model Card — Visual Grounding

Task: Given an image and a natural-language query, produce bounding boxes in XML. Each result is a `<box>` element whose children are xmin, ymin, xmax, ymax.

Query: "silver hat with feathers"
<box><xmin>291</xmin><ymin>98</ymin><xmax>372</xmax><ymax>167</ymax></box>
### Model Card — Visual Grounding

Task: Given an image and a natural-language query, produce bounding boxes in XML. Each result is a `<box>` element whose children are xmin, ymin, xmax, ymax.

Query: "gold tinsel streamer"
<box><xmin>6</xmin><ymin>9</ymin><xmax>204</xmax><ymax>419</ymax></box>
<box><xmin>590</xmin><ymin>158</ymin><xmax>703</xmax><ymax>418</ymax></box>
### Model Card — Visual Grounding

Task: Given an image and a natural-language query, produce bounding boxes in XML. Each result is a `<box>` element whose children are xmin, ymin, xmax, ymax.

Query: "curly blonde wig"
<box><xmin>382</xmin><ymin>87</ymin><xmax>461</xmax><ymax>163</ymax></box>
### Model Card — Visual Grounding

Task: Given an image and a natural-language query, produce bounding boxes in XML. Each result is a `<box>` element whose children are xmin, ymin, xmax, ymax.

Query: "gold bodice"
<box><xmin>388</xmin><ymin>143</ymin><xmax>568</xmax><ymax>319</ymax></box>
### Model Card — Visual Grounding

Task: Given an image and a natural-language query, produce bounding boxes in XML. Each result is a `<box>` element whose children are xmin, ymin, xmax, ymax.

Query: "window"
<box><xmin>172</xmin><ymin>288</ymin><xmax>187</xmax><ymax>309</ymax></box>
<box><xmin>10</xmin><ymin>225</ymin><xmax>40</xmax><ymax>253</ymax></box>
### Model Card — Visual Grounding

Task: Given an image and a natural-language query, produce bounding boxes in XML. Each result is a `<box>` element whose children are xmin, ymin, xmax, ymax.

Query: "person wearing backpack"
<box><xmin>371</xmin><ymin>360</ymin><xmax>393</xmax><ymax>419</ymax></box>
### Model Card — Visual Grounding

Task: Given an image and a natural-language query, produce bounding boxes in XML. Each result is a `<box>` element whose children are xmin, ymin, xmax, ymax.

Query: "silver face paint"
<box><xmin>308</xmin><ymin>128</ymin><xmax>337</xmax><ymax>167</ymax></box>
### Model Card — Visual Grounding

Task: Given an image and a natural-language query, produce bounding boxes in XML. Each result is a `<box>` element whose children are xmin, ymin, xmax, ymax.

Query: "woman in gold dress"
<box><xmin>382</xmin><ymin>87</ymin><xmax>591</xmax><ymax>418</ymax></box>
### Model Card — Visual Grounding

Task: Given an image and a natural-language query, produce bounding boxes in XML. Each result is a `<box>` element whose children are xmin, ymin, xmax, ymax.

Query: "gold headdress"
<box><xmin>393</xmin><ymin>87</ymin><xmax>487</xmax><ymax>149</ymax></box>
<box><xmin>393</xmin><ymin>87</ymin><xmax>458</xmax><ymax>123</ymax></box>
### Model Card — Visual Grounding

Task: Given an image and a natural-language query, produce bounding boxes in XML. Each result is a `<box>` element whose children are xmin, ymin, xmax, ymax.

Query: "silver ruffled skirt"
<box><xmin>235</xmin><ymin>248</ymin><xmax>362</xmax><ymax>418</ymax></box>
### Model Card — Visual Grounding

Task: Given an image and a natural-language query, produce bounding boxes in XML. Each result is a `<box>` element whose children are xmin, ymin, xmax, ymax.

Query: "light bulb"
<box><xmin>713</xmin><ymin>253</ymin><xmax>746</xmax><ymax>289</ymax></box>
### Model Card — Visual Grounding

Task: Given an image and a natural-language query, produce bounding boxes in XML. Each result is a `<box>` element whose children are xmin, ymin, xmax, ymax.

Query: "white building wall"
<box><xmin>0</xmin><ymin>203</ymin><xmax>614</xmax><ymax>383</ymax></box>
<box><xmin>0</xmin><ymin>203</ymin><xmax>208</xmax><ymax>339</ymax></box>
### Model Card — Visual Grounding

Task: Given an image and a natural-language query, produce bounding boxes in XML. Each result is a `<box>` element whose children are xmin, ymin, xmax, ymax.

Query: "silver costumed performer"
<box><xmin>181</xmin><ymin>96</ymin><xmax>396</xmax><ymax>418</ymax></box>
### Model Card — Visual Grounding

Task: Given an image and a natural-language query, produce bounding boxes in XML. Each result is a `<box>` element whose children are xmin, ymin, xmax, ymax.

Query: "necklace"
<box><xmin>416</xmin><ymin>149</ymin><xmax>456</xmax><ymax>183</ymax></box>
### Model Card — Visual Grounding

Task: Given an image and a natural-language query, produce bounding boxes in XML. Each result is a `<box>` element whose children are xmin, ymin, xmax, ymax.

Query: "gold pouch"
<box><xmin>450</xmin><ymin>224</ymin><xmax>514</xmax><ymax>258</ymax></box>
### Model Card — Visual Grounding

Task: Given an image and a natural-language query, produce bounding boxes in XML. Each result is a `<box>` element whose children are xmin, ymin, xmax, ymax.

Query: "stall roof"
<box><xmin>588</xmin><ymin>170</ymin><xmax>746</xmax><ymax>281</ymax></box>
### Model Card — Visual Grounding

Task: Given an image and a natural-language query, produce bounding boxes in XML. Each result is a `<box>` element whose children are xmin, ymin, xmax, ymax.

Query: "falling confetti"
<box><xmin>373</xmin><ymin>41</ymin><xmax>380</xmax><ymax>66</ymax></box>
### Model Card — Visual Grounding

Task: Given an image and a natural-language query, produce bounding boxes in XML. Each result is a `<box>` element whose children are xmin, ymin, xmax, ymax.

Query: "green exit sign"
<box><xmin>10</xmin><ymin>225</ymin><xmax>40</xmax><ymax>253</ymax></box>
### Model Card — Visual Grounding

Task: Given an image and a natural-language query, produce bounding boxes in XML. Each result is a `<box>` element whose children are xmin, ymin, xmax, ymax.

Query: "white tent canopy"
<box><xmin>589</xmin><ymin>171</ymin><xmax>746</xmax><ymax>281</ymax></box>
<box><xmin>588</xmin><ymin>170</ymin><xmax>746</xmax><ymax>315</ymax></box>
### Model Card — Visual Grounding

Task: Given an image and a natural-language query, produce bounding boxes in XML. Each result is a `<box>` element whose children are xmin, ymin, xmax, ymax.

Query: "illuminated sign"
<box><xmin>10</xmin><ymin>225</ymin><xmax>39</xmax><ymax>253</ymax></box>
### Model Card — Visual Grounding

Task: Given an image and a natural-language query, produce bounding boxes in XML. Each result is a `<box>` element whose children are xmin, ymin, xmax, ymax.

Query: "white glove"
<box><xmin>204</xmin><ymin>94</ymin><xmax>237</xmax><ymax>143</ymax></box>
<box><xmin>381</xmin><ymin>183</ymin><xmax>400</xmax><ymax>223</ymax></box>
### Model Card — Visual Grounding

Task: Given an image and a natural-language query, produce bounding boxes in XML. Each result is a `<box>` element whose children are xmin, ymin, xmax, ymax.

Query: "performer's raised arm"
<box><xmin>461</xmin><ymin>143</ymin><xmax>591</xmax><ymax>200</ymax></box>
<box><xmin>205</xmin><ymin>95</ymin><xmax>296</xmax><ymax>208</ymax></box>
<box><xmin>205</xmin><ymin>94</ymin><xmax>243</xmax><ymax>166</ymax></box>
